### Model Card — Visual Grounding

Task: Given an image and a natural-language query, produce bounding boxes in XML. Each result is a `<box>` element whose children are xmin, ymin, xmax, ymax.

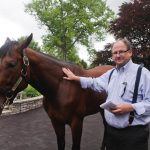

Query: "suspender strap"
<box><xmin>108</xmin><ymin>69</ymin><xmax>115</xmax><ymax>84</ymax></box>
<box><xmin>128</xmin><ymin>64</ymin><xmax>143</xmax><ymax>125</ymax></box>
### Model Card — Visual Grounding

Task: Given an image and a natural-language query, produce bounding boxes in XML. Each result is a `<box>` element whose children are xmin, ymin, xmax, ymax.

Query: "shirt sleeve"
<box><xmin>79</xmin><ymin>70</ymin><xmax>111</xmax><ymax>92</ymax></box>
<box><xmin>132</xmin><ymin>68</ymin><xmax>150</xmax><ymax>116</ymax></box>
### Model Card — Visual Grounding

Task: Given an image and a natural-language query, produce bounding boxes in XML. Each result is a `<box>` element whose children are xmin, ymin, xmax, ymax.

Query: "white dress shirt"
<box><xmin>80</xmin><ymin>60</ymin><xmax>150</xmax><ymax>128</ymax></box>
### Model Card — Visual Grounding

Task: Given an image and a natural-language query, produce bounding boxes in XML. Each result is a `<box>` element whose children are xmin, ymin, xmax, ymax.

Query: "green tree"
<box><xmin>93</xmin><ymin>0</ymin><xmax>150</xmax><ymax>69</ymax></box>
<box><xmin>25</xmin><ymin>0</ymin><xmax>114</xmax><ymax>61</ymax></box>
<box><xmin>24</xmin><ymin>85</ymin><xmax>41</xmax><ymax>98</ymax></box>
<box><xmin>109</xmin><ymin>0</ymin><xmax>150</xmax><ymax>69</ymax></box>
<box><xmin>91</xmin><ymin>43</ymin><xmax>113</xmax><ymax>67</ymax></box>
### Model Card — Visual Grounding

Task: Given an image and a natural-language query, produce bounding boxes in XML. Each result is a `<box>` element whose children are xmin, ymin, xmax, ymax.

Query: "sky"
<box><xmin>0</xmin><ymin>0</ymin><xmax>130</xmax><ymax>62</ymax></box>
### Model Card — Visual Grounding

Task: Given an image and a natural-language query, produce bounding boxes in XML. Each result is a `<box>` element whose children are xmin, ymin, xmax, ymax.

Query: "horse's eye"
<box><xmin>6</xmin><ymin>62</ymin><xmax>17</xmax><ymax>68</ymax></box>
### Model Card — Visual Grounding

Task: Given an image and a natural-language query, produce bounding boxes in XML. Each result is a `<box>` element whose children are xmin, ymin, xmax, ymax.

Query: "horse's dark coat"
<box><xmin>0</xmin><ymin>34</ymin><xmax>113</xmax><ymax>150</ymax></box>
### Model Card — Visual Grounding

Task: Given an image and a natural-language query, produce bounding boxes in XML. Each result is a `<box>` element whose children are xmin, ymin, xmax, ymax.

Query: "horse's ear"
<box><xmin>5</xmin><ymin>37</ymin><xmax>11</xmax><ymax>44</ymax></box>
<box><xmin>19</xmin><ymin>33</ymin><xmax>33</xmax><ymax>51</ymax></box>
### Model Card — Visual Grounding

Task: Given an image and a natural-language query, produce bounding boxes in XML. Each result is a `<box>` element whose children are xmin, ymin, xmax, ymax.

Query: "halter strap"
<box><xmin>2</xmin><ymin>49</ymin><xmax>29</xmax><ymax>108</ymax></box>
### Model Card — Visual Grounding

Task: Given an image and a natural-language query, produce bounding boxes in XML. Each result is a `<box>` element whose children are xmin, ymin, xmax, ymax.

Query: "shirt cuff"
<box><xmin>80</xmin><ymin>77</ymin><xmax>88</xmax><ymax>88</ymax></box>
<box><xmin>132</xmin><ymin>103</ymin><xmax>145</xmax><ymax>115</ymax></box>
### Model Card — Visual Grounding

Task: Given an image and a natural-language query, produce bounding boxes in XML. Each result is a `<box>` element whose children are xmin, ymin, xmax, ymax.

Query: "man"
<box><xmin>62</xmin><ymin>38</ymin><xmax>150</xmax><ymax>150</ymax></box>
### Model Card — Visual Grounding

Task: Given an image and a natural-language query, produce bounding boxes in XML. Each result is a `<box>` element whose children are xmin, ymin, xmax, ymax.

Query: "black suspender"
<box><xmin>108</xmin><ymin>68</ymin><xmax>115</xmax><ymax>84</ymax></box>
<box><xmin>128</xmin><ymin>64</ymin><xmax>143</xmax><ymax>125</ymax></box>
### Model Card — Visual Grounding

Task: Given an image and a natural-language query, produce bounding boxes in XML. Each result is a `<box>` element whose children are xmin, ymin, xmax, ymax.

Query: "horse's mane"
<box><xmin>0</xmin><ymin>40</ymin><xmax>19</xmax><ymax>58</ymax></box>
<box><xmin>0</xmin><ymin>39</ymin><xmax>109</xmax><ymax>77</ymax></box>
<box><xmin>27</xmin><ymin>47</ymin><xmax>79</xmax><ymax>68</ymax></box>
<box><xmin>28</xmin><ymin>48</ymin><xmax>113</xmax><ymax>77</ymax></box>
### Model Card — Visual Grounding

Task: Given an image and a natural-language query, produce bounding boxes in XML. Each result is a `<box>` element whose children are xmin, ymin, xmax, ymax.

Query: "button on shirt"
<box><xmin>80</xmin><ymin>60</ymin><xmax>150</xmax><ymax>128</ymax></box>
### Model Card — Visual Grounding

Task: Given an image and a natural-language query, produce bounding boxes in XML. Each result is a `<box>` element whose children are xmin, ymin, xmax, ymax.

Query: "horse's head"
<box><xmin>0</xmin><ymin>34</ymin><xmax>33</xmax><ymax>114</ymax></box>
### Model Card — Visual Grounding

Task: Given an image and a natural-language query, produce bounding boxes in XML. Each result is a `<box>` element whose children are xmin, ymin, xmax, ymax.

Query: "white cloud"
<box><xmin>0</xmin><ymin>15</ymin><xmax>25</xmax><ymax>44</ymax></box>
<box><xmin>106</xmin><ymin>0</ymin><xmax>131</xmax><ymax>14</ymax></box>
<box><xmin>78</xmin><ymin>45</ymin><xmax>89</xmax><ymax>62</ymax></box>
<box><xmin>0</xmin><ymin>0</ymin><xmax>45</xmax><ymax>46</ymax></box>
<box><xmin>94</xmin><ymin>34</ymin><xmax>115</xmax><ymax>51</ymax></box>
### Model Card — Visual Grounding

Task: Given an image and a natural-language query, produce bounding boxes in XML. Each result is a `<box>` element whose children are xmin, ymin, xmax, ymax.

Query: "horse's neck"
<box><xmin>26</xmin><ymin>49</ymin><xmax>63</xmax><ymax>95</ymax></box>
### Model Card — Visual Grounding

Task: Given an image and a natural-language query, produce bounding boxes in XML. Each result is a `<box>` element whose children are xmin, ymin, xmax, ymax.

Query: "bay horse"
<box><xmin>0</xmin><ymin>34</ymin><xmax>113</xmax><ymax>150</ymax></box>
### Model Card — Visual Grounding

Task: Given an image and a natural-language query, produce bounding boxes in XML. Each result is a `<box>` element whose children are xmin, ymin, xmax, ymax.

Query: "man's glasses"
<box><xmin>112</xmin><ymin>49</ymin><xmax>129</xmax><ymax>56</ymax></box>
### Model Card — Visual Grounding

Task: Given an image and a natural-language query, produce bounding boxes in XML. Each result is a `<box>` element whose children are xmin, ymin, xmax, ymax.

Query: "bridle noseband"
<box><xmin>2</xmin><ymin>49</ymin><xmax>29</xmax><ymax>109</ymax></box>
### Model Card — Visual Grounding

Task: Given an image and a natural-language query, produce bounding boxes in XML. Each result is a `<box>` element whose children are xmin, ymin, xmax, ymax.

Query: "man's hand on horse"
<box><xmin>62</xmin><ymin>68</ymin><xmax>80</xmax><ymax>81</ymax></box>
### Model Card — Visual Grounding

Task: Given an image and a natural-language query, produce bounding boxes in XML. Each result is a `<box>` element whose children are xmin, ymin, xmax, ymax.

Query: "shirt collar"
<box><xmin>115</xmin><ymin>59</ymin><xmax>133</xmax><ymax>72</ymax></box>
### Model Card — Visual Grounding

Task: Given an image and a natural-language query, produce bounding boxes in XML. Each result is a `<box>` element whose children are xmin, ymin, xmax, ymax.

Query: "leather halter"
<box><xmin>1</xmin><ymin>49</ymin><xmax>29</xmax><ymax>109</ymax></box>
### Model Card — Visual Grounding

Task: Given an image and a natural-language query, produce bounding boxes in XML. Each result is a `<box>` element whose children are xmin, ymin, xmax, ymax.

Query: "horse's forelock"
<box><xmin>0</xmin><ymin>40</ymin><xmax>19</xmax><ymax>58</ymax></box>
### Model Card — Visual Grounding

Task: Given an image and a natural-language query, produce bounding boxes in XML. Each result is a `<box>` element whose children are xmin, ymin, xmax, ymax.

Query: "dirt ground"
<box><xmin>0</xmin><ymin>107</ymin><xmax>149</xmax><ymax>150</ymax></box>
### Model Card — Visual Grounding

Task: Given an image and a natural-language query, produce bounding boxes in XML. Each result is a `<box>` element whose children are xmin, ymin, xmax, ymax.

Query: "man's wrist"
<box><xmin>74</xmin><ymin>75</ymin><xmax>80</xmax><ymax>81</ymax></box>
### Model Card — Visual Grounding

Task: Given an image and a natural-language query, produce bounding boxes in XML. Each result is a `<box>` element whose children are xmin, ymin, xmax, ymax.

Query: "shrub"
<box><xmin>24</xmin><ymin>85</ymin><xmax>41</xmax><ymax>98</ymax></box>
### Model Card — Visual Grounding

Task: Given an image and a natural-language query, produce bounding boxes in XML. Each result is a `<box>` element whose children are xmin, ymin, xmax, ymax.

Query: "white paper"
<box><xmin>100</xmin><ymin>101</ymin><xmax>116</xmax><ymax>110</ymax></box>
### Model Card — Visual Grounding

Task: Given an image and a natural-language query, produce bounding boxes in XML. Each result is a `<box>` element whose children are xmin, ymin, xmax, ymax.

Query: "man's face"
<box><xmin>112</xmin><ymin>41</ymin><xmax>132</xmax><ymax>68</ymax></box>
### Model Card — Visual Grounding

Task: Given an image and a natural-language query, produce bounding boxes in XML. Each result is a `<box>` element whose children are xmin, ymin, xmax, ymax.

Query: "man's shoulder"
<box><xmin>131</xmin><ymin>62</ymin><xmax>143</xmax><ymax>71</ymax></box>
<box><xmin>132</xmin><ymin>63</ymin><xmax>150</xmax><ymax>76</ymax></box>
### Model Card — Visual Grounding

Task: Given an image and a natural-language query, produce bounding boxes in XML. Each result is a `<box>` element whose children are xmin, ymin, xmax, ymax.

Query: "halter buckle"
<box><xmin>23</xmin><ymin>55</ymin><xmax>29</xmax><ymax>66</ymax></box>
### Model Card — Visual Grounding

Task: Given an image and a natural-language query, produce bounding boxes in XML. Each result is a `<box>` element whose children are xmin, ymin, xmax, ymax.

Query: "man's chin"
<box><xmin>116</xmin><ymin>62</ymin><xmax>125</xmax><ymax>68</ymax></box>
